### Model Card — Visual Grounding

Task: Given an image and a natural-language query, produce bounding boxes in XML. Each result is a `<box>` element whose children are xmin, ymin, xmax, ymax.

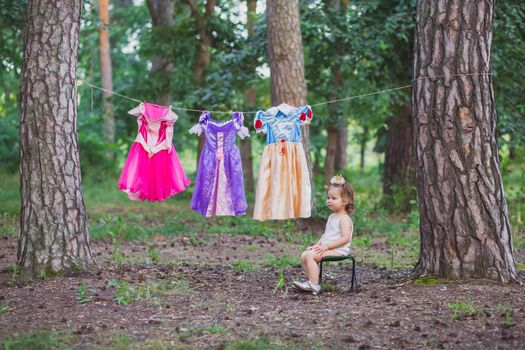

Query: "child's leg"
<box><xmin>308</xmin><ymin>250</ymin><xmax>344</xmax><ymax>285</ymax></box>
<box><xmin>300</xmin><ymin>251</ymin><xmax>310</xmax><ymax>277</ymax></box>
<box><xmin>303</xmin><ymin>251</ymin><xmax>320</xmax><ymax>284</ymax></box>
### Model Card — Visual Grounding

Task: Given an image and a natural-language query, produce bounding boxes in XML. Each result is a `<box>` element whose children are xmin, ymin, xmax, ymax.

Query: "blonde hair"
<box><xmin>328</xmin><ymin>175</ymin><xmax>355</xmax><ymax>215</ymax></box>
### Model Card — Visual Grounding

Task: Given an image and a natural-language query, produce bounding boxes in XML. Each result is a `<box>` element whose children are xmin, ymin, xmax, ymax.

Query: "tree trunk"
<box><xmin>99</xmin><ymin>0</ymin><xmax>115</xmax><ymax>143</ymax></box>
<box><xmin>267</xmin><ymin>0</ymin><xmax>313</xmax><ymax>207</ymax></box>
<box><xmin>324</xmin><ymin>126</ymin><xmax>337</xmax><ymax>183</ymax></box>
<box><xmin>334</xmin><ymin>126</ymin><xmax>348</xmax><ymax>170</ymax></box>
<box><xmin>413</xmin><ymin>0</ymin><xmax>517</xmax><ymax>282</ymax></box>
<box><xmin>99</xmin><ymin>0</ymin><xmax>114</xmax><ymax>150</ymax></box>
<box><xmin>18</xmin><ymin>0</ymin><xmax>95</xmax><ymax>278</ymax></box>
<box><xmin>383</xmin><ymin>102</ymin><xmax>414</xmax><ymax>202</ymax></box>
<box><xmin>359</xmin><ymin>126</ymin><xmax>369</xmax><ymax>174</ymax></box>
<box><xmin>329</xmin><ymin>0</ymin><xmax>348</xmax><ymax>173</ymax></box>
<box><xmin>240</xmin><ymin>0</ymin><xmax>256</xmax><ymax>195</ymax></box>
<box><xmin>185</xmin><ymin>0</ymin><xmax>215</xmax><ymax>168</ymax></box>
<box><xmin>146</xmin><ymin>0</ymin><xmax>175</xmax><ymax>106</ymax></box>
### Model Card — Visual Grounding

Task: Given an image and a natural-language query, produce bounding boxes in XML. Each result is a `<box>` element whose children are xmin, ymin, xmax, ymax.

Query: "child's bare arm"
<box><xmin>314</xmin><ymin>216</ymin><xmax>352</xmax><ymax>253</ymax></box>
<box><xmin>307</xmin><ymin>240</ymin><xmax>322</xmax><ymax>250</ymax></box>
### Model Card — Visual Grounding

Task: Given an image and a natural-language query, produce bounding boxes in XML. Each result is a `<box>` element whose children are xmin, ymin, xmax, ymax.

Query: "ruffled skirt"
<box><xmin>253</xmin><ymin>142</ymin><xmax>311</xmax><ymax>220</ymax></box>
<box><xmin>117</xmin><ymin>143</ymin><xmax>190</xmax><ymax>202</ymax></box>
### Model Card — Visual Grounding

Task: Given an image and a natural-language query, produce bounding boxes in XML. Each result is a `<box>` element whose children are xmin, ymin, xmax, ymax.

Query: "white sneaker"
<box><xmin>292</xmin><ymin>280</ymin><xmax>311</xmax><ymax>291</ymax></box>
<box><xmin>293</xmin><ymin>280</ymin><xmax>321</xmax><ymax>295</ymax></box>
<box><xmin>308</xmin><ymin>281</ymin><xmax>321</xmax><ymax>295</ymax></box>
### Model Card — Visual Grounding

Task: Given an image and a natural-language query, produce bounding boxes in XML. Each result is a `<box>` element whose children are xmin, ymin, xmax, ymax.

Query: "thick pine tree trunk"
<box><xmin>185</xmin><ymin>0</ymin><xmax>215</xmax><ymax>168</ymax></box>
<box><xmin>18</xmin><ymin>0</ymin><xmax>95</xmax><ymax>278</ymax></box>
<box><xmin>328</xmin><ymin>0</ymin><xmax>348</xmax><ymax>175</ymax></box>
<box><xmin>334</xmin><ymin>126</ymin><xmax>348</xmax><ymax>171</ymax></box>
<box><xmin>383</xmin><ymin>102</ymin><xmax>415</xmax><ymax>206</ymax></box>
<box><xmin>240</xmin><ymin>0</ymin><xmax>256</xmax><ymax>195</ymax></box>
<box><xmin>99</xmin><ymin>0</ymin><xmax>114</xmax><ymax>148</ymax></box>
<box><xmin>413</xmin><ymin>0</ymin><xmax>517</xmax><ymax>282</ymax></box>
<box><xmin>146</xmin><ymin>0</ymin><xmax>175</xmax><ymax>106</ymax></box>
<box><xmin>267</xmin><ymin>0</ymin><xmax>313</xmax><ymax>206</ymax></box>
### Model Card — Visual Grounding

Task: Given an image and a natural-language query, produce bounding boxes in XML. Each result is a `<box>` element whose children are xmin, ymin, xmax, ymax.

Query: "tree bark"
<box><xmin>185</xmin><ymin>0</ymin><xmax>215</xmax><ymax>168</ymax></box>
<box><xmin>328</xmin><ymin>0</ymin><xmax>348</xmax><ymax>173</ymax></box>
<box><xmin>186</xmin><ymin>0</ymin><xmax>215</xmax><ymax>85</ymax></box>
<box><xmin>359</xmin><ymin>126</ymin><xmax>369</xmax><ymax>174</ymax></box>
<box><xmin>146</xmin><ymin>0</ymin><xmax>175</xmax><ymax>106</ymax></box>
<box><xmin>240</xmin><ymin>0</ymin><xmax>256</xmax><ymax>194</ymax></box>
<box><xmin>324</xmin><ymin>126</ymin><xmax>337</xmax><ymax>182</ymax></box>
<box><xmin>99</xmin><ymin>0</ymin><xmax>114</xmax><ymax>148</ymax></box>
<box><xmin>18</xmin><ymin>0</ymin><xmax>95</xmax><ymax>278</ymax></box>
<box><xmin>267</xmin><ymin>0</ymin><xmax>313</xmax><ymax>206</ymax></box>
<box><xmin>413</xmin><ymin>0</ymin><xmax>517</xmax><ymax>282</ymax></box>
<box><xmin>383</xmin><ymin>101</ymin><xmax>415</xmax><ymax>203</ymax></box>
<box><xmin>334</xmin><ymin>126</ymin><xmax>348</xmax><ymax>170</ymax></box>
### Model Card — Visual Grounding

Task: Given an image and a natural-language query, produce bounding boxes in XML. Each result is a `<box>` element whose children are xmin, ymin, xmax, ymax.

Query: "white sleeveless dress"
<box><xmin>320</xmin><ymin>214</ymin><xmax>352</xmax><ymax>255</ymax></box>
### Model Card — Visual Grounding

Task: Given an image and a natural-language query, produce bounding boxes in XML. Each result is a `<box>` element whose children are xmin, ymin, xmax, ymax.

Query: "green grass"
<box><xmin>177</xmin><ymin>325</ymin><xmax>226</xmax><ymax>342</ymax></box>
<box><xmin>1</xmin><ymin>330</ymin><xmax>73</xmax><ymax>350</ymax></box>
<box><xmin>106</xmin><ymin>278</ymin><xmax>192</xmax><ymax>305</ymax></box>
<box><xmin>448</xmin><ymin>299</ymin><xmax>481</xmax><ymax>321</ymax></box>
<box><xmin>231</xmin><ymin>260</ymin><xmax>259</xmax><ymax>272</ymax></box>
<box><xmin>260</xmin><ymin>254</ymin><xmax>300</xmax><ymax>269</ymax></box>
<box><xmin>225</xmin><ymin>338</ymin><xmax>292</xmax><ymax>350</ymax></box>
<box><xmin>413</xmin><ymin>277</ymin><xmax>447</xmax><ymax>286</ymax></box>
<box><xmin>0</xmin><ymin>300</ymin><xmax>13</xmax><ymax>314</ymax></box>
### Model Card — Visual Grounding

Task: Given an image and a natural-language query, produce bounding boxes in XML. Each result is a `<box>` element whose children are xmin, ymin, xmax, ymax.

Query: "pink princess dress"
<box><xmin>117</xmin><ymin>102</ymin><xmax>190</xmax><ymax>201</ymax></box>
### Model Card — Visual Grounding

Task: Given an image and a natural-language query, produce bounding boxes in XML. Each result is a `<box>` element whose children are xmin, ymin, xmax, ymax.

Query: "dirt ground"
<box><xmin>1</xmin><ymin>234</ymin><xmax>524</xmax><ymax>349</ymax></box>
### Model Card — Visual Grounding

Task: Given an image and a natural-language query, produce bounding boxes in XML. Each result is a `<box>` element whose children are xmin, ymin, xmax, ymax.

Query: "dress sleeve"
<box><xmin>167</xmin><ymin>108</ymin><xmax>179</xmax><ymax>123</ymax></box>
<box><xmin>296</xmin><ymin>105</ymin><xmax>313</xmax><ymax>125</ymax></box>
<box><xmin>253</xmin><ymin>110</ymin><xmax>270</xmax><ymax>134</ymax></box>
<box><xmin>188</xmin><ymin>111</ymin><xmax>211</xmax><ymax>136</ymax></box>
<box><xmin>128</xmin><ymin>103</ymin><xmax>145</xmax><ymax>117</ymax></box>
<box><xmin>232</xmin><ymin>112</ymin><xmax>250</xmax><ymax>140</ymax></box>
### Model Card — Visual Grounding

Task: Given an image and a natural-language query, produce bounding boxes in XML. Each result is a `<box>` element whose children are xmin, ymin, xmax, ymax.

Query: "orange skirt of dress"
<box><xmin>253</xmin><ymin>142</ymin><xmax>311</xmax><ymax>220</ymax></box>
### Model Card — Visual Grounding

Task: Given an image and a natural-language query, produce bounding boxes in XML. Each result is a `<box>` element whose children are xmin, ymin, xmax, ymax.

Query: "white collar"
<box><xmin>266</xmin><ymin>103</ymin><xmax>295</xmax><ymax>116</ymax></box>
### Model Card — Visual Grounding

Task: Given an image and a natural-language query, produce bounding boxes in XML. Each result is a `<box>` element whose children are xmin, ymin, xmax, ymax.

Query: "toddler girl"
<box><xmin>293</xmin><ymin>175</ymin><xmax>354</xmax><ymax>294</ymax></box>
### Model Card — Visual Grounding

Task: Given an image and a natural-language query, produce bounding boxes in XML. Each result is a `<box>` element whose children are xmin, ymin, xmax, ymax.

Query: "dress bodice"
<box><xmin>203</xmin><ymin>121</ymin><xmax>240</xmax><ymax>152</ymax></box>
<box><xmin>189</xmin><ymin>111</ymin><xmax>250</xmax><ymax>151</ymax></box>
<box><xmin>254</xmin><ymin>103</ymin><xmax>313</xmax><ymax>144</ymax></box>
<box><xmin>128</xmin><ymin>102</ymin><xmax>179</xmax><ymax>155</ymax></box>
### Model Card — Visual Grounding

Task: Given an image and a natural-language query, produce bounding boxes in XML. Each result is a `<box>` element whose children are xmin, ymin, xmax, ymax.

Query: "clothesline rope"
<box><xmin>77</xmin><ymin>72</ymin><xmax>493</xmax><ymax>114</ymax></box>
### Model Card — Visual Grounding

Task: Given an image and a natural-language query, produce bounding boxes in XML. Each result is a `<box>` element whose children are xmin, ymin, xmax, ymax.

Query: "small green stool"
<box><xmin>318</xmin><ymin>254</ymin><xmax>358</xmax><ymax>293</ymax></box>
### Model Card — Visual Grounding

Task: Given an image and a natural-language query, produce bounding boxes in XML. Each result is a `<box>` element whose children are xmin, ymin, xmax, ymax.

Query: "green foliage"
<box><xmin>74</xmin><ymin>284</ymin><xmax>97</xmax><ymax>304</ymax></box>
<box><xmin>107</xmin><ymin>280</ymin><xmax>137</xmax><ymax>305</ymax></box>
<box><xmin>177</xmin><ymin>325</ymin><xmax>226</xmax><ymax>342</ymax></box>
<box><xmin>413</xmin><ymin>277</ymin><xmax>443</xmax><ymax>286</ymax></box>
<box><xmin>0</xmin><ymin>300</ymin><xmax>13</xmax><ymax>315</ymax></box>
<box><xmin>261</xmin><ymin>255</ymin><xmax>300</xmax><ymax>269</ymax></box>
<box><xmin>383</xmin><ymin>182</ymin><xmax>417</xmax><ymax>214</ymax></box>
<box><xmin>147</xmin><ymin>245</ymin><xmax>161</xmax><ymax>264</ymax></box>
<box><xmin>273</xmin><ymin>268</ymin><xmax>287</xmax><ymax>295</ymax></box>
<box><xmin>225</xmin><ymin>338</ymin><xmax>292</xmax><ymax>350</ymax></box>
<box><xmin>110</xmin><ymin>242</ymin><xmax>127</xmax><ymax>264</ymax></box>
<box><xmin>107</xmin><ymin>278</ymin><xmax>192</xmax><ymax>306</ymax></box>
<box><xmin>10</xmin><ymin>264</ymin><xmax>20</xmax><ymax>284</ymax></box>
<box><xmin>448</xmin><ymin>299</ymin><xmax>481</xmax><ymax>321</ymax></box>
<box><xmin>1</xmin><ymin>330</ymin><xmax>73</xmax><ymax>350</ymax></box>
<box><xmin>231</xmin><ymin>260</ymin><xmax>258</xmax><ymax>273</ymax></box>
<box><xmin>492</xmin><ymin>303</ymin><xmax>516</xmax><ymax>327</ymax></box>
<box><xmin>493</xmin><ymin>2</ymin><xmax>525</xmax><ymax>148</ymax></box>
<box><xmin>502</xmin><ymin>161</ymin><xmax>525</xmax><ymax>236</ymax></box>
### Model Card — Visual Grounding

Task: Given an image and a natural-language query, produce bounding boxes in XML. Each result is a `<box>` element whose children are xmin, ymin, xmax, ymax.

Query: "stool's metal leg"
<box><xmin>350</xmin><ymin>258</ymin><xmax>356</xmax><ymax>292</ymax></box>
<box><xmin>318</xmin><ymin>261</ymin><xmax>323</xmax><ymax>287</ymax></box>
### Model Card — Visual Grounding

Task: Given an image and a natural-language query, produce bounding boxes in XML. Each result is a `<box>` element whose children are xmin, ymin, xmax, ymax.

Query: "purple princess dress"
<box><xmin>189</xmin><ymin>111</ymin><xmax>250</xmax><ymax>217</ymax></box>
